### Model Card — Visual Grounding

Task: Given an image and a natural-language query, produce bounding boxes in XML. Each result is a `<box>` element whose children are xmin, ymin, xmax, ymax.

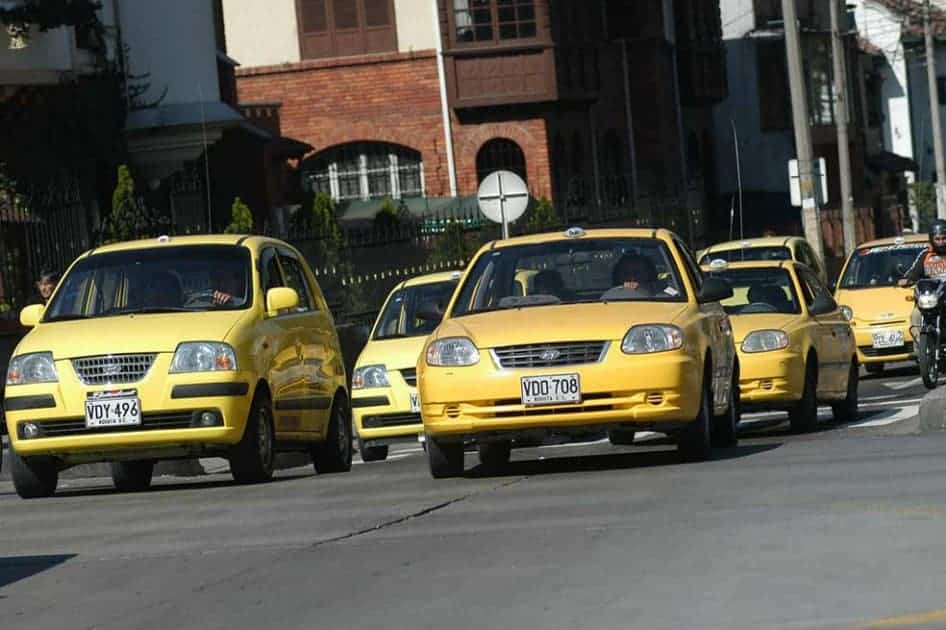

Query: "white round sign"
<box><xmin>477</xmin><ymin>170</ymin><xmax>530</xmax><ymax>226</ymax></box>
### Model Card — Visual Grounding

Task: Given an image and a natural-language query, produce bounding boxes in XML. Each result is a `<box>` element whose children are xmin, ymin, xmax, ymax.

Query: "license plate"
<box><xmin>85</xmin><ymin>393</ymin><xmax>141</xmax><ymax>428</ymax></box>
<box><xmin>521</xmin><ymin>373</ymin><xmax>581</xmax><ymax>406</ymax></box>
<box><xmin>872</xmin><ymin>329</ymin><xmax>904</xmax><ymax>349</ymax></box>
<box><xmin>410</xmin><ymin>391</ymin><xmax>420</xmax><ymax>413</ymax></box>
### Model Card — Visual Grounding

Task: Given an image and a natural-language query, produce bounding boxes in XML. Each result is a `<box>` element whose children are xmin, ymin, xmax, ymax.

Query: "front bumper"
<box><xmin>851</xmin><ymin>321</ymin><xmax>914</xmax><ymax>364</ymax></box>
<box><xmin>4</xmin><ymin>356</ymin><xmax>254</xmax><ymax>460</ymax></box>
<box><xmin>352</xmin><ymin>384</ymin><xmax>423</xmax><ymax>442</ymax></box>
<box><xmin>736</xmin><ymin>348</ymin><xmax>805</xmax><ymax>407</ymax></box>
<box><xmin>420</xmin><ymin>348</ymin><xmax>701</xmax><ymax>440</ymax></box>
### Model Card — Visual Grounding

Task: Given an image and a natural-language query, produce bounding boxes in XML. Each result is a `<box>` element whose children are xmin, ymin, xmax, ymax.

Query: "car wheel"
<box><xmin>357</xmin><ymin>437</ymin><xmax>388</xmax><ymax>463</ymax></box>
<box><xmin>832</xmin><ymin>360</ymin><xmax>860</xmax><ymax>423</ymax></box>
<box><xmin>110</xmin><ymin>460</ymin><xmax>154</xmax><ymax>492</ymax></box>
<box><xmin>477</xmin><ymin>441</ymin><xmax>511</xmax><ymax>470</ymax></box>
<box><xmin>10</xmin><ymin>448</ymin><xmax>58</xmax><ymax>499</ymax></box>
<box><xmin>607</xmin><ymin>429</ymin><xmax>636</xmax><ymax>445</ymax></box>
<box><xmin>427</xmin><ymin>435</ymin><xmax>464</xmax><ymax>478</ymax></box>
<box><xmin>918</xmin><ymin>333</ymin><xmax>939</xmax><ymax>390</ymax></box>
<box><xmin>789</xmin><ymin>358</ymin><xmax>819</xmax><ymax>433</ymax></box>
<box><xmin>312</xmin><ymin>393</ymin><xmax>353</xmax><ymax>474</ymax></box>
<box><xmin>711</xmin><ymin>362</ymin><xmax>740</xmax><ymax>448</ymax></box>
<box><xmin>865</xmin><ymin>362</ymin><xmax>884</xmax><ymax>375</ymax></box>
<box><xmin>229</xmin><ymin>390</ymin><xmax>275</xmax><ymax>484</ymax></box>
<box><xmin>678</xmin><ymin>371</ymin><xmax>712</xmax><ymax>462</ymax></box>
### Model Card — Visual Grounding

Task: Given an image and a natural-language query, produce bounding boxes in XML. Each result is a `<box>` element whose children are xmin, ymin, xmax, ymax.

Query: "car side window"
<box><xmin>674</xmin><ymin>238</ymin><xmax>703</xmax><ymax>291</ymax></box>
<box><xmin>260</xmin><ymin>248</ymin><xmax>284</xmax><ymax>293</ymax></box>
<box><xmin>799</xmin><ymin>267</ymin><xmax>831</xmax><ymax>306</ymax></box>
<box><xmin>279</xmin><ymin>253</ymin><xmax>316</xmax><ymax>313</ymax></box>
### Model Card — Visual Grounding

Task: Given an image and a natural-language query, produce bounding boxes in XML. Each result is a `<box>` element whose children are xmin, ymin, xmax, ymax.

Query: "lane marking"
<box><xmin>885</xmin><ymin>377</ymin><xmax>922</xmax><ymax>391</ymax></box>
<box><xmin>849</xmin><ymin>404</ymin><xmax>919</xmax><ymax>428</ymax></box>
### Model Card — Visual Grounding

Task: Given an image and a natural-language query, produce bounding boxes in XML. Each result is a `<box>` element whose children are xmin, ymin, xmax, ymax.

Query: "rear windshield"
<box><xmin>44</xmin><ymin>245</ymin><xmax>252</xmax><ymax>322</ymax></box>
<box><xmin>839</xmin><ymin>243</ymin><xmax>926</xmax><ymax>289</ymax></box>
<box><xmin>705</xmin><ymin>267</ymin><xmax>801</xmax><ymax>315</ymax></box>
<box><xmin>699</xmin><ymin>246</ymin><xmax>791</xmax><ymax>265</ymax></box>
<box><xmin>373</xmin><ymin>280</ymin><xmax>458</xmax><ymax>340</ymax></box>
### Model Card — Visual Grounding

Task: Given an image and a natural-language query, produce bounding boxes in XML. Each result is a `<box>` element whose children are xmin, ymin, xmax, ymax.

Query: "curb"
<box><xmin>918</xmin><ymin>386</ymin><xmax>946</xmax><ymax>432</ymax></box>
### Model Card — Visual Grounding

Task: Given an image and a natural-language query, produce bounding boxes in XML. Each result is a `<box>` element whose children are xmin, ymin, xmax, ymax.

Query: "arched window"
<box><xmin>476</xmin><ymin>138</ymin><xmax>527</xmax><ymax>184</ymax></box>
<box><xmin>303</xmin><ymin>142</ymin><xmax>424</xmax><ymax>201</ymax></box>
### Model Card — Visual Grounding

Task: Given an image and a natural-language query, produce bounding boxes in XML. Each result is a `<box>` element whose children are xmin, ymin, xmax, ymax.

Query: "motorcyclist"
<box><xmin>899</xmin><ymin>220</ymin><xmax>946</xmax><ymax>335</ymax></box>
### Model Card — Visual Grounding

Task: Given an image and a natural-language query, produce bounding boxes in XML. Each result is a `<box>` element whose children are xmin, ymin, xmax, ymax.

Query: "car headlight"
<box><xmin>169</xmin><ymin>342</ymin><xmax>237</xmax><ymax>373</ymax></box>
<box><xmin>741</xmin><ymin>330</ymin><xmax>789</xmax><ymax>353</ymax></box>
<box><xmin>918</xmin><ymin>293</ymin><xmax>939</xmax><ymax>310</ymax></box>
<box><xmin>621</xmin><ymin>325</ymin><xmax>683</xmax><ymax>354</ymax></box>
<box><xmin>426</xmin><ymin>337</ymin><xmax>480</xmax><ymax>366</ymax></box>
<box><xmin>352</xmin><ymin>365</ymin><xmax>389</xmax><ymax>389</ymax></box>
<box><xmin>6</xmin><ymin>352</ymin><xmax>58</xmax><ymax>385</ymax></box>
<box><xmin>840</xmin><ymin>305</ymin><xmax>853</xmax><ymax>321</ymax></box>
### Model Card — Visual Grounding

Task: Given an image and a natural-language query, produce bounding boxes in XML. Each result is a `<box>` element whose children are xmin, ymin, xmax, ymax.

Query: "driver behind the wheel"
<box><xmin>612</xmin><ymin>253</ymin><xmax>658</xmax><ymax>296</ymax></box>
<box><xmin>209</xmin><ymin>268</ymin><xmax>246</xmax><ymax>306</ymax></box>
<box><xmin>747</xmin><ymin>284</ymin><xmax>791</xmax><ymax>312</ymax></box>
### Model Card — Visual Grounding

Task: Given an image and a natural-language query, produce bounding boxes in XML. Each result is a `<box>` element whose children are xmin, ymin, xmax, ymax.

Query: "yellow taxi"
<box><xmin>702</xmin><ymin>259</ymin><xmax>858</xmax><ymax>432</ymax></box>
<box><xmin>697</xmin><ymin>236</ymin><xmax>828</xmax><ymax>286</ymax></box>
<box><xmin>352</xmin><ymin>270</ymin><xmax>460</xmax><ymax>462</ymax></box>
<box><xmin>417</xmin><ymin>227</ymin><xmax>739</xmax><ymax>478</ymax></box>
<box><xmin>4</xmin><ymin>234</ymin><xmax>352</xmax><ymax>498</ymax></box>
<box><xmin>834</xmin><ymin>234</ymin><xmax>927</xmax><ymax>373</ymax></box>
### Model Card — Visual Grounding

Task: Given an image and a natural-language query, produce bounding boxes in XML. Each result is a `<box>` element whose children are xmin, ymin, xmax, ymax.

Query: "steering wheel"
<box><xmin>183</xmin><ymin>289</ymin><xmax>217</xmax><ymax>307</ymax></box>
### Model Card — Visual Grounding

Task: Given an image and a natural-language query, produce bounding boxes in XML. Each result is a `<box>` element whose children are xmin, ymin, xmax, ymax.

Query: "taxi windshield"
<box><xmin>451</xmin><ymin>237</ymin><xmax>687</xmax><ymax>317</ymax></box>
<box><xmin>839</xmin><ymin>244</ymin><xmax>926</xmax><ymax>289</ymax></box>
<box><xmin>373</xmin><ymin>280</ymin><xmax>459</xmax><ymax>340</ymax></box>
<box><xmin>698</xmin><ymin>246</ymin><xmax>791</xmax><ymax>265</ymax></box>
<box><xmin>706</xmin><ymin>267</ymin><xmax>801</xmax><ymax>315</ymax></box>
<box><xmin>43</xmin><ymin>245</ymin><xmax>253</xmax><ymax>322</ymax></box>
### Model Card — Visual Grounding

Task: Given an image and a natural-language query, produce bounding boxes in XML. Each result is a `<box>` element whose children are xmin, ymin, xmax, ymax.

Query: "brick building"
<box><xmin>223</xmin><ymin>0</ymin><xmax>726</xmax><ymax>229</ymax></box>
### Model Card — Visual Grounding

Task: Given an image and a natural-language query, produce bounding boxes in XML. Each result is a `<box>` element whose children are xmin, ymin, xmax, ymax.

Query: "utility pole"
<box><xmin>782</xmin><ymin>0</ymin><xmax>825</xmax><ymax>261</ymax></box>
<box><xmin>831</xmin><ymin>0</ymin><xmax>856</xmax><ymax>255</ymax></box>
<box><xmin>925</xmin><ymin>0</ymin><xmax>946</xmax><ymax>219</ymax></box>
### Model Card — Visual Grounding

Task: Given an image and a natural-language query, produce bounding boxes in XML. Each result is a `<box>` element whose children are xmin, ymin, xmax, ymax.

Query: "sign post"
<box><xmin>477</xmin><ymin>170</ymin><xmax>530</xmax><ymax>239</ymax></box>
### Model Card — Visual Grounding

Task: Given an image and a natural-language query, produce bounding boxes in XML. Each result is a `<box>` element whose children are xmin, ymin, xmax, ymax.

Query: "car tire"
<box><xmin>789</xmin><ymin>358</ymin><xmax>819</xmax><ymax>433</ymax></box>
<box><xmin>357</xmin><ymin>438</ymin><xmax>388</xmax><ymax>463</ymax></box>
<box><xmin>477</xmin><ymin>441</ymin><xmax>511</xmax><ymax>470</ymax></box>
<box><xmin>678</xmin><ymin>370</ymin><xmax>712</xmax><ymax>462</ymax></box>
<box><xmin>229</xmin><ymin>390</ymin><xmax>275</xmax><ymax>484</ymax></box>
<box><xmin>10</xmin><ymin>449</ymin><xmax>58</xmax><ymax>499</ymax></box>
<box><xmin>312</xmin><ymin>393</ymin><xmax>353</xmax><ymax>474</ymax></box>
<box><xmin>110</xmin><ymin>460</ymin><xmax>154</xmax><ymax>492</ymax></box>
<box><xmin>711</xmin><ymin>362</ymin><xmax>740</xmax><ymax>448</ymax></box>
<box><xmin>832</xmin><ymin>360</ymin><xmax>860</xmax><ymax>423</ymax></box>
<box><xmin>607</xmin><ymin>429</ymin><xmax>636</xmax><ymax>446</ymax></box>
<box><xmin>865</xmin><ymin>363</ymin><xmax>884</xmax><ymax>375</ymax></box>
<box><xmin>427</xmin><ymin>435</ymin><xmax>464</xmax><ymax>478</ymax></box>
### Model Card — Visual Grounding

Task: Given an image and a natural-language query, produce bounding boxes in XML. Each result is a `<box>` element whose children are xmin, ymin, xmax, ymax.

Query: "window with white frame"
<box><xmin>304</xmin><ymin>142</ymin><xmax>424</xmax><ymax>201</ymax></box>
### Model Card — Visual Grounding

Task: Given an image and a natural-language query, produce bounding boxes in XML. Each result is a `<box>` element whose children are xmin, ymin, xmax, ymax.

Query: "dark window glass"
<box><xmin>705</xmin><ymin>267</ymin><xmax>801</xmax><ymax>315</ymax></box>
<box><xmin>839</xmin><ymin>244</ymin><xmax>927</xmax><ymax>289</ymax></box>
<box><xmin>699</xmin><ymin>246</ymin><xmax>791</xmax><ymax>265</ymax></box>
<box><xmin>476</xmin><ymin>138</ymin><xmax>527</xmax><ymax>184</ymax></box>
<box><xmin>303</xmin><ymin>142</ymin><xmax>424</xmax><ymax>201</ymax></box>
<box><xmin>334</xmin><ymin>0</ymin><xmax>359</xmax><ymax>28</ymax></box>
<box><xmin>374</xmin><ymin>280</ymin><xmax>459</xmax><ymax>340</ymax></box>
<box><xmin>262</xmin><ymin>249</ymin><xmax>284</xmax><ymax>292</ymax></box>
<box><xmin>364</xmin><ymin>0</ymin><xmax>390</xmax><ymax>26</ymax></box>
<box><xmin>279</xmin><ymin>255</ymin><xmax>316</xmax><ymax>312</ymax></box>
<box><xmin>299</xmin><ymin>0</ymin><xmax>328</xmax><ymax>32</ymax></box>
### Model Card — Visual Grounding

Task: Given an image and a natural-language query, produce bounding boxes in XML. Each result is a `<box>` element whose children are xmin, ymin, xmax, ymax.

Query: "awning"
<box><xmin>866</xmin><ymin>151</ymin><xmax>918</xmax><ymax>174</ymax></box>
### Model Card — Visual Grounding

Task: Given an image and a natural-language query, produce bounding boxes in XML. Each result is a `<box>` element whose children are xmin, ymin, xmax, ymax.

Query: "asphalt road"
<box><xmin>2</xmin><ymin>362</ymin><xmax>944</xmax><ymax>630</ymax></box>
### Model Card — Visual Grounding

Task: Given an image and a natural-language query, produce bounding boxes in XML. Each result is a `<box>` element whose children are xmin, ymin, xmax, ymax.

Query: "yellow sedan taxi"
<box><xmin>4</xmin><ymin>235</ymin><xmax>352</xmax><ymax>498</ymax></box>
<box><xmin>697</xmin><ymin>236</ymin><xmax>828</xmax><ymax>286</ymax></box>
<box><xmin>702</xmin><ymin>260</ymin><xmax>858</xmax><ymax>432</ymax></box>
<box><xmin>352</xmin><ymin>270</ymin><xmax>460</xmax><ymax>462</ymax></box>
<box><xmin>417</xmin><ymin>227</ymin><xmax>739</xmax><ymax>478</ymax></box>
<box><xmin>834</xmin><ymin>234</ymin><xmax>927</xmax><ymax>374</ymax></box>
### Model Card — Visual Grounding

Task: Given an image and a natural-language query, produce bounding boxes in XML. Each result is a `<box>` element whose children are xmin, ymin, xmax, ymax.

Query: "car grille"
<box><xmin>362</xmin><ymin>412</ymin><xmax>421</xmax><ymax>429</ymax></box>
<box><xmin>28</xmin><ymin>412</ymin><xmax>195</xmax><ymax>438</ymax></box>
<box><xmin>860</xmin><ymin>342</ymin><xmax>914</xmax><ymax>358</ymax></box>
<box><xmin>72</xmin><ymin>353</ymin><xmax>157</xmax><ymax>385</ymax></box>
<box><xmin>400</xmin><ymin>368</ymin><xmax>417</xmax><ymax>387</ymax></box>
<box><xmin>492</xmin><ymin>342</ymin><xmax>608</xmax><ymax>368</ymax></box>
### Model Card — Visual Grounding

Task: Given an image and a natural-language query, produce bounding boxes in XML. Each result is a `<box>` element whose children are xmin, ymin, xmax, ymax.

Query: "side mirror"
<box><xmin>697</xmin><ymin>278</ymin><xmax>733</xmax><ymax>304</ymax></box>
<box><xmin>266</xmin><ymin>287</ymin><xmax>299</xmax><ymax>317</ymax></box>
<box><xmin>809</xmin><ymin>295</ymin><xmax>838</xmax><ymax>316</ymax></box>
<box><xmin>19</xmin><ymin>304</ymin><xmax>44</xmax><ymax>328</ymax></box>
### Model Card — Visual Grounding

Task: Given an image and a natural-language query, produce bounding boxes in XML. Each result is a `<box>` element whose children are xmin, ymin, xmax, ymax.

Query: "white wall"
<box><xmin>118</xmin><ymin>0</ymin><xmax>221</xmax><ymax>105</ymax></box>
<box><xmin>395</xmin><ymin>0</ymin><xmax>437</xmax><ymax>53</ymax></box>
<box><xmin>222</xmin><ymin>0</ymin><xmax>300</xmax><ymax>67</ymax></box>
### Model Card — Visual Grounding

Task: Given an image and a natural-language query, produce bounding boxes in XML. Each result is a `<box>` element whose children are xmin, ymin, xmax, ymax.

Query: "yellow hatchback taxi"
<box><xmin>4</xmin><ymin>235</ymin><xmax>352</xmax><ymax>499</ymax></box>
<box><xmin>697</xmin><ymin>236</ymin><xmax>828</xmax><ymax>286</ymax></box>
<box><xmin>417</xmin><ymin>227</ymin><xmax>739</xmax><ymax>478</ymax></box>
<box><xmin>834</xmin><ymin>234</ymin><xmax>927</xmax><ymax>374</ymax></box>
<box><xmin>703</xmin><ymin>260</ymin><xmax>858</xmax><ymax>432</ymax></box>
<box><xmin>352</xmin><ymin>270</ymin><xmax>460</xmax><ymax>462</ymax></box>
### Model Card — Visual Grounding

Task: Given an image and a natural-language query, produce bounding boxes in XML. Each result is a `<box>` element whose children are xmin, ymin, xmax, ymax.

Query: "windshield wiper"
<box><xmin>43</xmin><ymin>313</ymin><xmax>91</xmax><ymax>322</ymax></box>
<box><xmin>108</xmin><ymin>306</ymin><xmax>196</xmax><ymax>316</ymax></box>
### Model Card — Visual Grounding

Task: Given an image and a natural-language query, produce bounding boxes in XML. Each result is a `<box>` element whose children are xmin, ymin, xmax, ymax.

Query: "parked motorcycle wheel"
<box><xmin>918</xmin><ymin>332</ymin><xmax>939</xmax><ymax>390</ymax></box>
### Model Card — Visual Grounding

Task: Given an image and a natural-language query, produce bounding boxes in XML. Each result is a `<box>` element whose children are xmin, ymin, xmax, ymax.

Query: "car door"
<box><xmin>799</xmin><ymin>266</ymin><xmax>851</xmax><ymax>396</ymax></box>
<box><xmin>258</xmin><ymin>247</ymin><xmax>304</xmax><ymax>435</ymax></box>
<box><xmin>278</xmin><ymin>249</ymin><xmax>335</xmax><ymax>435</ymax></box>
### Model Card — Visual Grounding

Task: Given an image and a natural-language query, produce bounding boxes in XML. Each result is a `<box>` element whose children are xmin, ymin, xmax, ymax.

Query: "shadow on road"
<box><xmin>0</xmin><ymin>554</ymin><xmax>75</xmax><ymax>589</ymax></box>
<box><xmin>860</xmin><ymin>364</ymin><xmax>917</xmax><ymax>381</ymax></box>
<box><xmin>45</xmin><ymin>471</ymin><xmax>314</xmax><ymax>499</ymax></box>
<box><xmin>465</xmin><ymin>443</ymin><xmax>782</xmax><ymax>478</ymax></box>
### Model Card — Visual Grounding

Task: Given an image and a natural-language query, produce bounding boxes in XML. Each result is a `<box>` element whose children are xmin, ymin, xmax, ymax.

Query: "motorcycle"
<box><xmin>914</xmin><ymin>278</ymin><xmax>946</xmax><ymax>389</ymax></box>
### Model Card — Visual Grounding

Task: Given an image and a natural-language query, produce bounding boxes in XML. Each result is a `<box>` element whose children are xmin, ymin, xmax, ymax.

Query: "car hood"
<box><xmin>436</xmin><ymin>302</ymin><xmax>689</xmax><ymax>348</ymax></box>
<box><xmin>727</xmin><ymin>313</ymin><xmax>799</xmax><ymax>344</ymax></box>
<box><xmin>356</xmin><ymin>335</ymin><xmax>429</xmax><ymax>371</ymax></box>
<box><xmin>835</xmin><ymin>287</ymin><xmax>913</xmax><ymax>324</ymax></box>
<box><xmin>16</xmin><ymin>310</ymin><xmax>250</xmax><ymax>359</ymax></box>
